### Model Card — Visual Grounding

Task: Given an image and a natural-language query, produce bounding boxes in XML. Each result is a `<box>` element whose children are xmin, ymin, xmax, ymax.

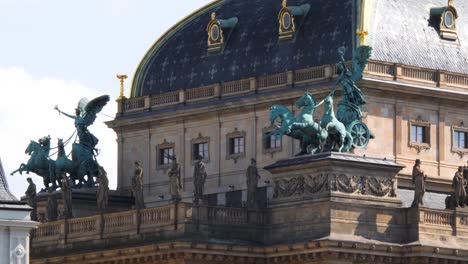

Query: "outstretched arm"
<box><xmin>55</xmin><ymin>105</ymin><xmax>76</xmax><ymax>119</ymax></box>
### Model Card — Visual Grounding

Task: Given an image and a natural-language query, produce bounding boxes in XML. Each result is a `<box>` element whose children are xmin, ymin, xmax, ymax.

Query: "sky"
<box><xmin>0</xmin><ymin>0</ymin><xmax>212</xmax><ymax>198</ymax></box>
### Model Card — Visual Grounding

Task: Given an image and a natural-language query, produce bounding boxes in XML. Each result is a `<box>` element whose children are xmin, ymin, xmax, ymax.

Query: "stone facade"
<box><xmin>30</xmin><ymin>154</ymin><xmax>468</xmax><ymax>263</ymax></box>
<box><xmin>31</xmin><ymin>0</ymin><xmax>468</xmax><ymax>262</ymax></box>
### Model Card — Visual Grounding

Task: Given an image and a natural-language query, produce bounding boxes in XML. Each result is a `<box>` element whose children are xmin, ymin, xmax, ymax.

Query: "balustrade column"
<box><xmin>394</xmin><ymin>63</ymin><xmax>402</xmax><ymax>80</ymax></box>
<box><xmin>287</xmin><ymin>71</ymin><xmax>294</xmax><ymax>85</ymax></box>
<box><xmin>144</xmin><ymin>96</ymin><xmax>151</xmax><ymax>110</ymax></box>
<box><xmin>179</xmin><ymin>90</ymin><xmax>186</xmax><ymax>103</ymax></box>
<box><xmin>324</xmin><ymin>65</ymin><xmax>333</xmax><ymax>79</ymax></box>
<box><xmin>249</xmin><ymin>77</ymin><xmax>257</xmax><ymax>93</ymax></box>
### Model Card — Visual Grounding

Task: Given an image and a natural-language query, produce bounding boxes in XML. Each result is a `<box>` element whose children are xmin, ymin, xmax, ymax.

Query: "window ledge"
<box><xmin>409</xmin><ymin>141</ymin><xmax>431</xmax><ymax>153</ymax></box>
<box><xmin>452</xmin><ymin>147</ymin><xmax>468</xmax><ymax>158</ymax></box>
<box><xmin>226</xmin><ymin>153</ymin><xmax>245</xmax><ymax>163</ymax></box>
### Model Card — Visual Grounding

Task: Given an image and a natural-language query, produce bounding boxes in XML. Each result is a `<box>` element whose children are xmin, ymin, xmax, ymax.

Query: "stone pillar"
<box><xmin>437</xmin><ymin>110</ymin><xmax>447</xmax><ymax>176</ymax></box>
<box><xmin>0</xmin><ymin>205</ymin><xmax>39</xmax><ymax>264</ymax></box>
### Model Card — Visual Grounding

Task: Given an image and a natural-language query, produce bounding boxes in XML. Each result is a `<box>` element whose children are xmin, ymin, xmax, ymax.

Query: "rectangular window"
<box><xmin>194</xmin><ymin>142</ymin><xmax>209</xmax><ymax>160</ymax></box>
<box><xmin>159</xmin><ymin>147</ymin><xmax>174</xmax><ymax>165</ymax></box>
<box><xmin>411</xmin><ymin>125</ymin><xmax>427</xmax><ymax>143</ymax></box>
<box><xmin>230</xmin><ymin>137</ymin><xmax>245</xmax><ymax>154</ymax></box>
<box><xmin>454</xmin><ymin>131</ymin><xmax>467</xmax><ymax>149</ymax></box>
<box><xmin>265</xmin><ymin>134</ymin><xmax>281</xmax><ymax>149</ymax></box>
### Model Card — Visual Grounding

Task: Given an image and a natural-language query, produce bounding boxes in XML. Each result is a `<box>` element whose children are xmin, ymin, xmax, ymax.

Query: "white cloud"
<box><xmin>0</xmin><ymin>67</ymin><xmax>117</xmax><ymax>198</ymax></box>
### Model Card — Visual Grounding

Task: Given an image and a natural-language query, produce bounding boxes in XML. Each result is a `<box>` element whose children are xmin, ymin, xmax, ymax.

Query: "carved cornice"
<box><xmin>31</xmin><ymin>240</ymin><xmax>468</xmax><ymax>264</ymax></box>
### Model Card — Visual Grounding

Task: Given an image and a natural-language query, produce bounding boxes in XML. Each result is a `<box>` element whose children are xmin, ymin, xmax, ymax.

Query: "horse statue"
<box><xmin>11</xmin><ymin>136</ymin><xmax>59</xmax><ymax>190</ymax></box>
<box><xmin>269</xmin><ymin>93</ymin><xmax>327</xmax><ymax>155</ymax></box>
<box><xmin>320</xmin><ymin>96</ymin><xmax>353</xmax><ymax>152</ymax></box>
<box><xmin>54</xmin><ymin>138</ymin><xmax>84</xmax><ymax>188</ymax></box>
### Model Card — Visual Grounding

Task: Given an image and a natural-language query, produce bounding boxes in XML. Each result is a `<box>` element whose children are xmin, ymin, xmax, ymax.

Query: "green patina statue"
<box><xmin>12</xmin><ymin>95</ymin><xmax>110</xmax><ymax>191</ymax></box>
<box><xmin>268</xmin><ymin>46</ymin><xmax>372</xmax><ymax>155</ymax></box>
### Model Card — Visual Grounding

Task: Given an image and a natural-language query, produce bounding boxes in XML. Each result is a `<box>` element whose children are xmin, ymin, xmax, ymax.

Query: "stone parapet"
<box><xmin>116</xmin><ymin>60</ymin><xmax>468</xmax><ymax>116</ymax></box>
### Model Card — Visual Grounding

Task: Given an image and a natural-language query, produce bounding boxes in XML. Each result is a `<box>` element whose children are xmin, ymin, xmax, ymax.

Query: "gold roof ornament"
<box><xmin>117</xmin><ymin>74</ymin><xmax>128</xmax><ymax>99</ymax></box>
<box><xmin>211</xmin><ymin>12</ymin><xmax>216</xmax><ymax>21</ymax></box>
<box><xmin>356</xmin><ymin>30</ymin><xmax>368</xmax><ymax>46</ymax></box>
<box><xmin>282</xmin><ymin>0</ymin><xmax>287</xmax><ymax>8</ymax></box>
<box><xmin>448</xmin><ymin>0</ymin><xmax>454</xmax><ymax>7</ymax></box>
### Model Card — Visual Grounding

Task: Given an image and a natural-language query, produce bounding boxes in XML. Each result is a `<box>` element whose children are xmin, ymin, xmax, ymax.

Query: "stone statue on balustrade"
<box><xmin>411</xmin><ymin>159</ymin><xmax>427</xmax><ymax>207</ymax></box>
<box><xmin>446</xmin><ymin>166</ymin><xmax>467</xmax><ymax>209</ymax></box>
<box><xmin>46</xmin><ymin>189</ymin><xmax>58</xmax><ymax>222</ymax></box>
<box><xmin>61</xmin><ymin>174</ymin><xmax>73</xmax><ymax>219</ymax></box>
<box><xmin>167</xmin><ymin>155</ymin><xmax>182</xmax><ymax>201</ymax></box>
<box><xmin>246</xmin><ymin>159</ymin><xmax>261</xmax><ymax>208</ymax></box>
<box><xmin>97</xmin><ymin>166</ymin><xmax>109</xmax><ymax>213</ymax></box>
<box><xmin>25</xmin><ymin>177</ymin><xmax>37</xmax><ymax>221</ymax></box>
<box><xmin>193</xmin><ymin>155</ymin><xmax>207</xmax><ymax>205</ymax></box>
<box><xmin>132</xmin><ymin>161</ymin><xmax>145</xmax><ymax>210</ymax></box>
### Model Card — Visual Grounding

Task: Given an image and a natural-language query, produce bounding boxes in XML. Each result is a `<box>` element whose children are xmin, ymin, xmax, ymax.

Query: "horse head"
<box><xmin>295</xmin><ymin>93</ymin><xmax>315</xmax><ymax>108</ymax></box>
<box><xmin>324</xmin><ymin>96</ymin><xmax>334</xmax><ymax>114</ymax></box>
<box><xmin>25</xmin><ymin>140</ymin><xmax>36</xmax><ymax>155</ymax></box>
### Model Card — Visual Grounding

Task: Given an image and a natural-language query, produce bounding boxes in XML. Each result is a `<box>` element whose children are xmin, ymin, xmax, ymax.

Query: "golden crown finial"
<box><xmin>211</xmin><ymin>12</ymin><xmax>216</xmax><ymax>20</ymax></box>
<box><xmin>356</xmin><ymin>30</ymin><xmax>368</xmax><ymax>46</ymax></box>
<box><xmin>448</xmin><ymin>0</ymin><xmax>454</xmax><ymax>6</ymax></box>
<box><xmin>117</xmin><ymin>74</ymin><xmax>128</xmax><ymax>99</ymax></box>
<box><xmin>282</xmin><ymin>0</ymin><xmax>287</xmax><ymax>8</ymax></box>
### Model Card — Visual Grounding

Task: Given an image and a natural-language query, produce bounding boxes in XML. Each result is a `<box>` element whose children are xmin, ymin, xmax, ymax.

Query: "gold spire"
<box><xmin>117</xmin><ymin>74</ymin><xmax>128</xmax><ymax>99</ymax></box>
<box><xmin>356</xmin><ymin>30</ymin><xmax>368</xmax><ymax>45</ymax></box>
<box><xmin>448</xmin><ymin>0</ymin><xmax>454</xmax><ymax>7</ymax></box>
<box><xmin>282</xmin><ymin>0</ymin><xmax>287</xmax><ymax>8</ymax></box>
<box><xmin>211</xmin><ymin>12</ymin><xmax>216</xmax><ymax>20</ymax></box>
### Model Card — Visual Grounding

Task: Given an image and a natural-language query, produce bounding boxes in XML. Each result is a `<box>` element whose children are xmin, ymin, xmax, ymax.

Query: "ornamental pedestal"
<box><xmin>265</xmin><ymin>152</ymin><xmax>406</xmax><ymax>244</ymax></box>
<box><xmin>265</xmin><ymin>152</ymin><xmax>404</xmax><ymax>207</ymax></box>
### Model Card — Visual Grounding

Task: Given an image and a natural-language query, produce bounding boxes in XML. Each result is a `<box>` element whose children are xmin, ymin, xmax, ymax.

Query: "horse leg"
<box><xmin>338</xmin><ymin>133</ymin><xmax>346</xmax><ymax>152</ymax></box>
<box><xmin>10</xmin><ymin>164</ymin><xmax>25</xmax><ymax>175</ymax></box>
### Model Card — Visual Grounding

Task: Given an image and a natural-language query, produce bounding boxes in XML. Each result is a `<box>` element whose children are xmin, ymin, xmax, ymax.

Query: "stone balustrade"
<box><xmin>117</xmin><ymin>60</ymin><xmax>468</xmax><ymax>115</ymax></box>
<box><xmin>31</xmin><ymin>202</ymin><xmax>468</xmax><ymax>259</ymax></box>
<box><xmin>31</xmin><ymin>204</ymin><xmax>183</xmax><ymax>250</ymax></box>
<box><xmin>421</xmin><ymin>208</ymin><xmax>454</xmax><ymax>226</ymax></box>
<box><xmin>31</xmin><ymin>203</ymin><xmax>266</xmax><ymax>253</ymax></box>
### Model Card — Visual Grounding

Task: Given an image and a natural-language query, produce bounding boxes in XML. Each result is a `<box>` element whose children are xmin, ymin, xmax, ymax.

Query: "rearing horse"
<box><xmin>320</xmin><ymin>96</ymin><xmax>353</xmax><ymax>152</ymax></box>
<box><xmin>269</xmin><ymin>93</ymin><xmax>327</xmax><ymax>155</ymax></box>
<box><xmin>11</xmin><ymin>136</ymin><xmax>58</xmax><ymax>189</ymax></box>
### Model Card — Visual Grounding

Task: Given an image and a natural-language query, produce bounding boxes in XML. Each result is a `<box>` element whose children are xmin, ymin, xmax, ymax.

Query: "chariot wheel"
<box><xmin>348</xmin><ymin>120</ymin><xmax>370</xmax><ymax>149</ymax></box>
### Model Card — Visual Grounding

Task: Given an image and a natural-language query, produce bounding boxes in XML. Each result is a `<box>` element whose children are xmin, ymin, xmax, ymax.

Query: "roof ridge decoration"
<box><xmin>0</xmin><ymin>157</ymin><xmax>18</xmax><ymax>202</ymax></box>
<box><xmin>430</xmin><ymin>0</ymin><xmax>459</xmax><ymax>41</ymax></box>
<box><xmin>206</xmin><ymin>12</ymin><xmax>238</xmax><ymax>54</ymax></box>
<box><xmin>278</xmin><ymin>0</ymin><xmax>310</xmax><ymax>41</ymax></box>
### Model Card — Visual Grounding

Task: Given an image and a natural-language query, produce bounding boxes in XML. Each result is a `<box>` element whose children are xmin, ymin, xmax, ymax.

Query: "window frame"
<box><xmin>226</xmin><ymin>129</ymin><xmax>246</xmax><ymax>162</ymax></box>
<box><xmin>156</xmin><ymin>140</ymin><xmax>175</xmax><ymax>170</ymax></box>
<box><xmin>262</xmin><ymin>126</ymin><xmax>282</xmax><ymax>154</ymax></box>
<box><xmin>408</xmin><ymin>120</ymin><xmax>431</xmax><ymax>153</ymax></box>
<box><xmin>452</xmin><ymin>125</ymin><xmax>468</xmax><ymax>157</ymax></box>
<box><xmin>191</xmin><ymin>134</ymin><xmax>210</xmax><ymax>163</ymax></box>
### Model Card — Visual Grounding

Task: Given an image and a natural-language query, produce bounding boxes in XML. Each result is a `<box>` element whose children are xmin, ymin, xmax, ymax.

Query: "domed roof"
<box><xmin>131</xmin><ymin>0</ymin><xmax>354</xmax><ymax>97</ymax></box>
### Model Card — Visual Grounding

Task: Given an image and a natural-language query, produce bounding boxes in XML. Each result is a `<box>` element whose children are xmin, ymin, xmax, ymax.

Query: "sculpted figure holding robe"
<box><xmin>132</xmin><ymin>161</ymin><xmax>145</xmax><ymax>209</ymax></box>
<box><xmin>168</xmin><ymin>156</ymin><xmax>182</xmax><ymax>201</ymax></box>
<box><xmin>246</xmin><ymin>159</ymin><xmax>261</xmax><ymax>208</ymax></box>
<box><xmin>25</xmin><ymin>178</ymin><xmax>37</xmax><ymax>221</ymax></box>
<box><xmin>97</xmin><ymin>166</ymin><xmax>109</xmax><ymax>213</ymax></box>
<box><xmin>452</xmin><ymin>166</ymin><xmax>467</xmax><ymax>207</ymax></box>
<box><xmin>193</xmin><ymin>156</ymin><xmax>207</xmax><ymax>205</ymax></box>
<box><xmin>411</xmin><ymin>159</ymin><xmax>427</xmax><ymax>207</ymax></box>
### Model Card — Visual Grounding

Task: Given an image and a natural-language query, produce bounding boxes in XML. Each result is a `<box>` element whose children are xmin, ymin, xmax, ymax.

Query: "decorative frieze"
<box><xmin>273</xmin><ymin>173</ymin><xmax>396</xmax><ymax>199</ymax></box>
